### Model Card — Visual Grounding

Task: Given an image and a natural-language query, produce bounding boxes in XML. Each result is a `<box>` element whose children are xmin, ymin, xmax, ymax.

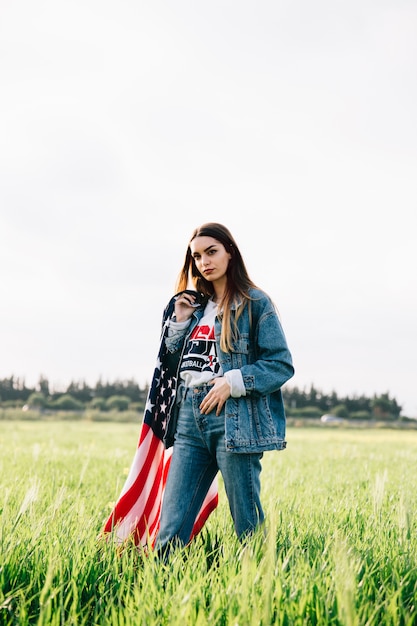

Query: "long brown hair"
<box><xmin>175</xmin><ymin>223</ymin><xmax>258</xmax><ymax>351</ymax></box>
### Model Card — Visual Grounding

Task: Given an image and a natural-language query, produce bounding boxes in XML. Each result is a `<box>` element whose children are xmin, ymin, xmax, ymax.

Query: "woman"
<box><xmin>155</xmin><ymin>223</ymin><xmax>294</xmax><ymax>554</ymax></box>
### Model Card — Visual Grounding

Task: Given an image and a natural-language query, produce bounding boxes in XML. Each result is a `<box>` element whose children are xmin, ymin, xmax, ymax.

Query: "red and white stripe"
<box><xmin>103</xmin><ymin>423</ymin><xmax>218</xmax><ymax>547</ymax></box>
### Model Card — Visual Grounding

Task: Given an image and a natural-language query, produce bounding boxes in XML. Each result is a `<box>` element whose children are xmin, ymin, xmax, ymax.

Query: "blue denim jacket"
<box><xmin>162</xmin><ymin>288</ymin><xmax>294</xmax><ymax>453</ymax></box>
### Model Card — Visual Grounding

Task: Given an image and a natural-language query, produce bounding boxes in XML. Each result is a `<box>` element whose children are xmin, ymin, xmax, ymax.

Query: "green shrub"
<box><xmin>26</xmin><ymin>392</ymin><xmax>47</xmax><ymax>409</ymax></box>
<box><xmin>330</xmin><ymin>404</ymin><xmax>349</xmax><ymax>418</ymax></box>
<box><xmin>1</xmin><ymin>399</ymin><xmax>25</xmax><ymax>408</ymax></box>
<box><xmin>106</xmin><ymin>395</ymin><xmax>131</xmax><ymax>412</ymax></box>
<box><xmin>349</xmin><ymin>410</ymin><xmax>372</xmax><ymax>420</ymax></box>
<box><xmin>290</xmin><ymin>406</ymin><xmax>322</xmax><ymax>419</ymax></box>
<box><xmin>89</xmin><ymin>397</ymin><xmax>108</xmax><ymax>411</ymax></box>
<box><xmin>128</xmin><ymin>402</ymin><xmax>144</xmax><ymax>412</ymax></box>
<box><xmin>50</xmin><ymin>394</ymin><xmax>84</xmax><ymax>411</ymax></box>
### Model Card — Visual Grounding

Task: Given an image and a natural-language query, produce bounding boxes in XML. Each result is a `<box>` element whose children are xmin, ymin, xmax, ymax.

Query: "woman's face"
<box><xmin>190</xmin><ymin>236</ymin><xmax>231</xmax><ymax>284</ymax></box>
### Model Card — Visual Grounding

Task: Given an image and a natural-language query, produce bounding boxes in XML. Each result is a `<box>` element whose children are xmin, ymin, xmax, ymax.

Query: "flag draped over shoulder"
<box><xmin>102</xmin><ymin>297</ymin><xmax>218</xmax><ymax>547</ymax></box>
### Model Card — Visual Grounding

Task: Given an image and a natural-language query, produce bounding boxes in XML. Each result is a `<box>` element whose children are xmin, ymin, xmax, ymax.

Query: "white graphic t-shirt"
<box><xmin>179</xmin><ymin>299</ymin><xmax>223</xmax><ymax>387</ymax></box>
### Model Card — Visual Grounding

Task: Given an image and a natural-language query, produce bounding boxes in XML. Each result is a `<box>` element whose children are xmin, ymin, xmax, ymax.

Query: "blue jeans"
<box><xmin>156</xmin><ymin>384</ymin><xmax>264</xmax><ymax>551</ymax></box>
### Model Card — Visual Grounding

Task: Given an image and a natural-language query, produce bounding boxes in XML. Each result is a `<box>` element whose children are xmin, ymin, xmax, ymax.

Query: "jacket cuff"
<box><xmin>224</xmin><ymin>369</ymin><xmax>247</xmax><ymax>398</ymax></box>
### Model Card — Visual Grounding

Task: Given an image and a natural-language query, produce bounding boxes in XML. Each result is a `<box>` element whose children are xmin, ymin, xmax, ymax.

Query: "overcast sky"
<box><xmin>1</xmin><ymin>0</ymin><xmax>416</xmax><ymax>415</ymax></box>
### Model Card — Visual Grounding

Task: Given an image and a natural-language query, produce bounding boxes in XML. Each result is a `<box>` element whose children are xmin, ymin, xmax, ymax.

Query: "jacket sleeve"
<box><xmin>158</xmin><ymin>296</ymin><xmax>186</xmax><ymax>374</ymax></box>
<box><xmin>165</xmin><ymin>318</ymin><xmax>191</xmax><ymax>353</ymax></box>
<box><xmin>240</xmin><ymin>303</ymin><xmax>294</xmax><ymax>396</ymax></box>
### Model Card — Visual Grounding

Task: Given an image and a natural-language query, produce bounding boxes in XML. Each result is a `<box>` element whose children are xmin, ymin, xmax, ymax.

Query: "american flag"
<box><xmin>102</xmin><ymin>301</ymin><xmax>218</xmax><ymax>547</ymax></box>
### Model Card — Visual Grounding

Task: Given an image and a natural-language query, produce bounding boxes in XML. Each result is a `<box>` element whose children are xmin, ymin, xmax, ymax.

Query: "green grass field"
<box><xmin>1</xmin><ymin>421</ymin><xmax>416</xmax><ymax>625</ymax></box>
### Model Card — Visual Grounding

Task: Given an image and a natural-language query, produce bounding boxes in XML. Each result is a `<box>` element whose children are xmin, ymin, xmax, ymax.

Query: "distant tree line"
<box><xmin>0</xmin><ymin>376</ymin><xmax>406</xmax><ymax>420</ymax></box>
<box><xmin>282</xmin><ymin>384</ymin><xmax>403</xmax><ymax>421</ymax></box>
<box><xmin>0</xmin><ymin>376</ymin><xmax>148</xmax><ymax>413</ymax></box>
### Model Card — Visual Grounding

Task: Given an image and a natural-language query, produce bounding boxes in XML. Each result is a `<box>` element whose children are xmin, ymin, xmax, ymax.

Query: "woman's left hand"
<box><xmin>199</xmin><ymin>377</ymin><xmax>231</xmax><ymax>416</ymax></box>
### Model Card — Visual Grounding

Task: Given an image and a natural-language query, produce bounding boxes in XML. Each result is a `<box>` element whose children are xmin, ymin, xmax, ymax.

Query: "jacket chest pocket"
<box><xmin>230</xmin><ymin>337</ymin><xmax>250</xmax><ymax>368</ymax></box>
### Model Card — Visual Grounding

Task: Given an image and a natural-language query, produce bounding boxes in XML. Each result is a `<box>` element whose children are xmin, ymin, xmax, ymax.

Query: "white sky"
<box><xmin>1</xmin><ymin>0</ymin><xmax>416</xmax><ymax>415</ymax></box>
